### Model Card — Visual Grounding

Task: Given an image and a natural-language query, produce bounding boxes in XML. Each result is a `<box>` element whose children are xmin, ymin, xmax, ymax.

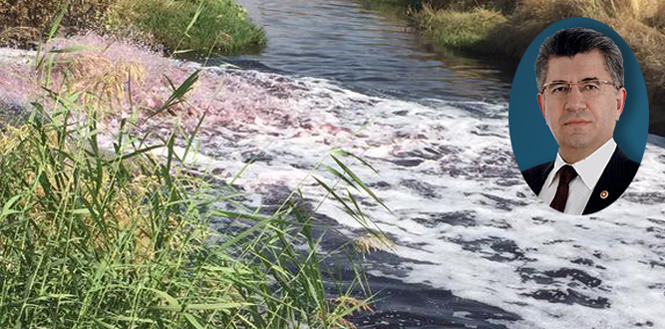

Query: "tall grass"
<box><xmin>0</xmin><ymin>98</ymin><xmax>375</xmax><ymax>327</ymax></box>
<box><xmin>0</xmin><ymin>58</ymin><xmax>379</xmax><ymax>329</ymax></box>
<box><xmin>0</xmin><ymin>4</ymin><xmax>383</xmax><ymax>328</ymax></box>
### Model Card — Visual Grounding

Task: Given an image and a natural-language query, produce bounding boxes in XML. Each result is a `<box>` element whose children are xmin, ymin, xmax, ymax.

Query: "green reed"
<box><xmin>0</xmin><ymin>64</ymin><xmax>383</xmax><ymax>329</ymax></box>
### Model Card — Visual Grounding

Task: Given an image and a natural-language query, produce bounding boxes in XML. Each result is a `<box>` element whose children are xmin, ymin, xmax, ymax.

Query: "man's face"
<box><xmin>537</xmin><ymin>50</ymin><xmax>626</xmax><ymax>160</ymax></box>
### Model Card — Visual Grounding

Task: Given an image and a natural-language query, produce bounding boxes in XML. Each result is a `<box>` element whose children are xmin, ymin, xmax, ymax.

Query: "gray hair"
<box><xmin>535</xmin><ymin>27</ymin><xmax>624</xmax><ymax>91</ymax></box>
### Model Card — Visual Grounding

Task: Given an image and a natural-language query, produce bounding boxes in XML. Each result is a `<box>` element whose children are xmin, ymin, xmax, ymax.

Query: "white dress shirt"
<box><xmin>539</xmin><ymin>138</ymin><xmax>617</xmax><ymax>215</ymax></box>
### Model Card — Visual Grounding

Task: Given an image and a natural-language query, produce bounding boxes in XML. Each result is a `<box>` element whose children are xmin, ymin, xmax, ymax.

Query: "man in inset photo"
<box><xmin>521</xmin><ymin>27</ymin><xmax>639</xmax><ymax>215</ymax></box>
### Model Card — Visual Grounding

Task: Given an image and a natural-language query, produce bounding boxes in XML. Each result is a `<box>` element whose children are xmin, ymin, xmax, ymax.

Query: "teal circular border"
<box><xmin>509</xmin><ymin>17</ymin><xmax>648</xmax><ymax>170</ymax></box>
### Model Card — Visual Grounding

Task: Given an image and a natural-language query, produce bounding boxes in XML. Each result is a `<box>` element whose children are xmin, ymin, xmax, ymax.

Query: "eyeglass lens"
<box><xmin>544</xmin><ymin>80</ymin><xmax>613</xmax><ymax>97</ymax></box>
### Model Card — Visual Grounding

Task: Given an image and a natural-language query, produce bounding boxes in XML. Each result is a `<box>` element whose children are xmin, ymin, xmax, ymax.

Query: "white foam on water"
<box><xmin>150</xmin><ymin>66</ymin><xmax>665</xmax><ymax>329</ymax></box>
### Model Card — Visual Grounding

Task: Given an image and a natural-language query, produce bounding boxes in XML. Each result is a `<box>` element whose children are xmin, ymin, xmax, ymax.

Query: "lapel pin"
<box><xmin>600</xmin><ymin>190</ymin><xmax>609</xmax><ymax>199</ymax></box>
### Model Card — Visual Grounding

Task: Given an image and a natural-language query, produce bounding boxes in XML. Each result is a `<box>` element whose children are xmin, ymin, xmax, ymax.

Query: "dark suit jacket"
<box><xmin>521</xmin><ymin>146</ymin><xmax>639</xmax><ymax>215</ymax></box>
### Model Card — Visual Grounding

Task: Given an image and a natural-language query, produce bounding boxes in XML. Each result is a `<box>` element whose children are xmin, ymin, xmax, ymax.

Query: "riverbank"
<box><xmin>0</xmin><ymin>0</ymin><xmax>265</xmax><ymax>55</ymax></box>
<box><xmin>364</xmin><ymin>0</ymin><xmax>665</xmax><ymax>135</ymax></box>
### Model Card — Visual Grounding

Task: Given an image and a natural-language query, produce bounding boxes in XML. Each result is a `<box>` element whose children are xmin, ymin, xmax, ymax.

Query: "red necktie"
<box><xmin>550</xmin><ymin>165</ymin><xmax>578</xmax><ymax>212</ymax></box>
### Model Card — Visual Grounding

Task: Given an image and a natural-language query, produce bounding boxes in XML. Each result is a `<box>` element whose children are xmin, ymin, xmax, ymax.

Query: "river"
<box><xmin>215</xmin><ymin>0</ymin><xmax>511</xmax><ymax>102</ymax></box>
<box><xmin>187</xmin><ymin>0</ymin><xmax>665</xmax><ymax>328</ymax></box>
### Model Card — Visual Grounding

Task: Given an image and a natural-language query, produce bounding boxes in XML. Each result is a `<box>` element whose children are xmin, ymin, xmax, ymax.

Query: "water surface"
<box><xmin>185</xmin><ymin>1</ymin><xmax>665</xmax><ymax>328</ymax></box>
<box><xmin>220</xmin><ymin>0</ymin><xmax>511</xmax><ymax>102</ymax></box>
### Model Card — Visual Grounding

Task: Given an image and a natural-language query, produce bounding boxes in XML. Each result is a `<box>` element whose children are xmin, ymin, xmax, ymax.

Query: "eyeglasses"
<box><xmin>541</xmin><ymin>79</ymin><xmax>618</xmax><ymax>98</ymax></box>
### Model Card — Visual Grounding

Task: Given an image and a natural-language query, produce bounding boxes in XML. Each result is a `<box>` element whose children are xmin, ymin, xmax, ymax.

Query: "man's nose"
<box><xmin>564</xmin><ymin>86</ymin><xmax>586</xmax><ymax>111</ymax></box>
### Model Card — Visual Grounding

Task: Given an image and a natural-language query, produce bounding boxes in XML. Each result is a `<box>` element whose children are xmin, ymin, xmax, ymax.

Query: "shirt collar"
<box><xmin>545</xmin><ymin>138</ymin><xmax>617</xmax><ymax>190</ymax></box>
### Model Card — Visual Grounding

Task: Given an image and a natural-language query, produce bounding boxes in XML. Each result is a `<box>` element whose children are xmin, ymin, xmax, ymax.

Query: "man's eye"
<box><xmin>551</xmin><ymin>85</ymin><xmax>569</xmax><ymax>94</ymax></box>
<box><xmin>583</xmin><ymin>83</ymin><xmax>600</xmax><ymax>91</ymax></box>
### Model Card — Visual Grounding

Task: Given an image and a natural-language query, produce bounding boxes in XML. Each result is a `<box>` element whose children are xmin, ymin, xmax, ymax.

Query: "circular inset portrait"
<box><xmin>509</xmin><ymin>17</ymin><xmax>648</xmax><ymax>215</ymax></box>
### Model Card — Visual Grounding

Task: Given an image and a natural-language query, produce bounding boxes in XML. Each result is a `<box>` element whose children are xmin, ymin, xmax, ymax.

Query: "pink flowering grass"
<box><xmin>0</xmin><ymin>32</ymin><xmax>307</xmax><ymax>137</ymax></box>
<box><xmin>0</xmin><ymin>62</ymin><xmax>40</xmax><ymax>109</ymax></box>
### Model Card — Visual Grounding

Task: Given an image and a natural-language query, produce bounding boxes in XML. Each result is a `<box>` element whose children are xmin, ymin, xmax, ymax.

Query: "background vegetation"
<box><xmin>369</xmin><ymin>0</ymin><xmax>665</xmax><ymax>135</ymax></box>
<box><xmin>0</xmin><ymin>0</ymin><xmax>265</xmax><ymax>55</ymax></box>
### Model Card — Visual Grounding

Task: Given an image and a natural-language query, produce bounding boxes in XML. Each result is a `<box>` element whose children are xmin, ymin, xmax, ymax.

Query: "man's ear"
<box><xmin>537</xmin><ymin>92</ymin><xmax>547</xmax><ymax>122</ymax></box>
<box><xmin>615</xmin><ymin>87</ymin><xmax>627</xmax><ymax>121</ymax></box>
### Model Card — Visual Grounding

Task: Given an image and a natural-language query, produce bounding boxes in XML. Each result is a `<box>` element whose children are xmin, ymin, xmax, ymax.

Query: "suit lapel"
<box><xmin>526</xmin><ymin>161</ymin><xmax>554</xmax><ymax>196</ymax></box>
<box><xmin>583</xmin><ymin>147</ymin><xmax>637</xmax><ymax>215</ymax></box>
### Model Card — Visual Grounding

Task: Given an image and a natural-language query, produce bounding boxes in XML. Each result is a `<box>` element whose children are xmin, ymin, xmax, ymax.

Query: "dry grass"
<box><xmin>601</xmin><ymin>0</ymin><xmax>662</xmax><ymax>18</ymax></box>
<box><xmin>52</xmin><ymin>53</ymin><xmax>147</xmax><ymax>111</ymax></box>
<box><xmin>507</xmin><ymin>0</ymin><xmax>665</xmax><ymax>131</ymax></box>
<box><xmin>486</xmin><ymin>0</ymin><xmax>608</xmax><ymax>58</ymax></box>
<box><xmin>409</xmin><ymin>0</ymin><xmax>665</xmax><ymax>131</ymax></box>
<box><xmin>612</xmin><ymin>18</ymin><xmax>665</xmax><ymax>86</ymax></box>
<box><xmin>0</xmin><ymin>0</ymin><xmax>113</xmax><ymax>47</ymax></box>
<box><xmin>645</xmin><ymin>1</ymin><xmax>665</xmax><ymax>29</ymax></box>
<box><xmin>492</xmin><ymin>0</ymin><xmax>665</xmax><ymax>60</ymax></box>
<box><xmin>427</xmin><ymin>0</ymin><xmax>516</xmax><ymax>13</ymax></box>
<box><xmin>354</xmin><ymin>232</ymin><xmax>396</xmax><ymax>254</ymax></box>
<box><xmin>0</xmin><ymin>122</ymin><xmax>163</xmax><ymax>261</ymax></box>
<box><xmin>509</xmin><ymin>0</ymin><xmax>664</xmax><ymax>26</ymax></box>
<box><xmin>325</xmin><ymin>296</ymin><xmax>374</xmax><ymax>329</ymax></box>
<box><xmin>413</xmin><ymin>0</ymin><xmax>665</xmax><ymax>75</ymax></box>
